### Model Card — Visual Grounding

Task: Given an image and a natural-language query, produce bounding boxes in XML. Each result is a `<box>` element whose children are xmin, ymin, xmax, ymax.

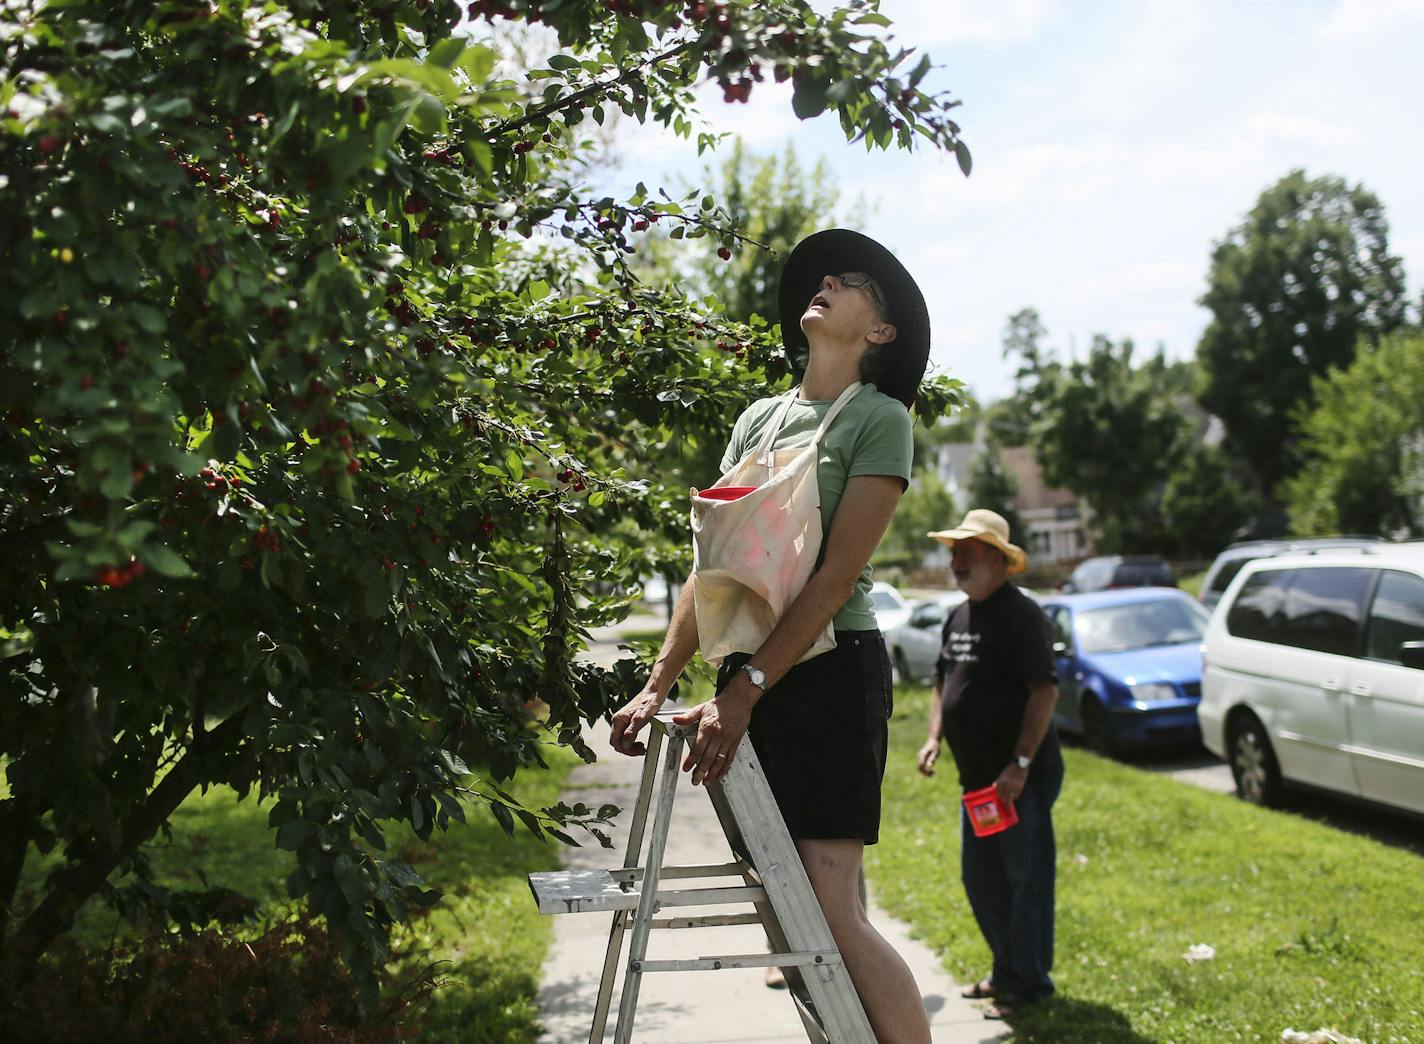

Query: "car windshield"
<box><xmin>1075</xmin><ymin>598</ymin><xmax>1209</xmax><ymax>654</ymax></box>
<box><xmin>870</xmin><ymin>590</ymin><xmax>902</xmax><ymax>611</ymax></box>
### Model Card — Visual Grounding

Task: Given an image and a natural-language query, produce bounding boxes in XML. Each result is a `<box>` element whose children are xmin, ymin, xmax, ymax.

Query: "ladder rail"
<box><xmin>610</xmin><ymin>724</ymin><xmax>684</xmax><ymax>1044</ymax></box>
<box><xmin>587</xmin><ymin>726</ymin><xmax>664</xmax><ymax>1043</ymax></box>
<box><xmin>539</xmin><ymin>713</ymin><xmax>873</xmax><ymax>1043</ymax></box>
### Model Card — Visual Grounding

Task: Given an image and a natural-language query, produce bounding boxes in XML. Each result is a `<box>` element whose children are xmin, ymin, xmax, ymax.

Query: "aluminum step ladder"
<box><xmin>528</xmin><ymin>710</ymin><xmax>874</xmax><ymax>1043</ymax></box>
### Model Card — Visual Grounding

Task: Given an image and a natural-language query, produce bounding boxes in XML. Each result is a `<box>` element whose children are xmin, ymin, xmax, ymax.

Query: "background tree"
<box><xmin>1011</xmin><ymin>332</ymin><xmax>1186</xmax><ymax>552</ymax></box>
<box><xmin>1284</xmin><ymin>333</ymin><xmax>1424</xmax><ymax>538</ymax></box>
<box><xmin>0</xmin><ymin>0</ymin><xmax>969</xmax><ymax>998</ymax></box>
<box><xmin>641</xmin><ymin>139</ymin><xmax>844</xmax><ymax>323</ymax></box>
<box><xmin>872</xmin><ymin>469</ymin><xmax>957</xmax><ymax>577</ymax></box>
<box><xmin>1159</xmin><ymin>440</ymin><xmax>1259</xmax><ymax>558</ymax></box>
<box><xmin>965</xmin><ymin>439</ymin><xmax>1025</xmax><ymax>547</ymax></box>
<box><xmin>1196</xmin><ymin>169</ymin><xmax>1408</xmax><ymax>525</ymax></box>
<box><xmin>984</xmin><ymin>306</ymin><xmax>1047</xmax><ymax>448</ymax></box>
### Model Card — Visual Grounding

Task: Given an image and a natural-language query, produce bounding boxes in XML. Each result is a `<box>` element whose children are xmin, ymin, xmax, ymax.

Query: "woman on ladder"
<box><xmin>610</xmin><ymin>228</ymin><xmax>934</xmax><ymax>1043</ymax></box>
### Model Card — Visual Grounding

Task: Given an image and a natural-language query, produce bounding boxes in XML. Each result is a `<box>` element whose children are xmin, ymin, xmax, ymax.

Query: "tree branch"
<box><xmin>6</xmin><ymin>712</ymin><xmax>247</xmax><ymax>974</ymax></box>
<box><xmin>489</xmin><ymin>37</ymin><xmax>698</xmax><ymax>138</ymax></box>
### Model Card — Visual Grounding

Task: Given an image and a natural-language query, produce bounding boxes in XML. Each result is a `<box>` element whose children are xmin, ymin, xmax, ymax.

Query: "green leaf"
<box><xmin>955</xmin><ymin>140</ymin><xmax>973</xmax><ymax>177</ymax></box>
<box><xmin>504</xmin><ymin>449</ymin><xmax>524</xmax><ymax>480</ymax></box>
<box><xmin>275</xmin><ymin>820</ymin><xmax>317</xmax><ymax>851</ymax></box>
<box><xmin>364</xmin><ymin>582</ymin><xmax>388</xmax><ymax>619</ymax></box>
<box><xmin>792</xmin><ymin>78</ymin><xmax>829</xmax><ymax>120</ymax></box>
<box><xmin>439</xmin><ymin>749</ymin><xmax>469</xmax><ymax>775</ymax></box>
<box><xmin>489</xmin><ymin>801</ymin><xmax>515</xmax><ymax>838</ymax></box>
<box><xmin>427</xmin><ymin>37</ymin><xmax>465</xmax><ymax>69</ymax></box>
<box><xmin>334</xmin><ymin>853</ymin><xmax>365</xmax><ymax>904</ymax></box>
<box><xmin>138</xmin><ymin>543</ymin><xmax>194</xmax><ymax>578</ymax></box>
<box><xmin>548</xmin><ymin>54</ymin><xmax>581</xmax><ymax>71</ymax></box>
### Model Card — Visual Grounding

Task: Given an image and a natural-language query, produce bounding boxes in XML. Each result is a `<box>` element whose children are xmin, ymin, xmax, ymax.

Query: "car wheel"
<box><xmin>893</xmin><ymin>649</ymin><xmax>912</xmax><ymax>686</ymax></box>
<box><xmin>1227</xmin><ymin>712</ymin><xmax>1282</xmax><ymax>807</ymax></box>
<box><xmin>1081</xmin><ymin>696</ymin><xmax>1118</xmax><ymax>758</ymax></box>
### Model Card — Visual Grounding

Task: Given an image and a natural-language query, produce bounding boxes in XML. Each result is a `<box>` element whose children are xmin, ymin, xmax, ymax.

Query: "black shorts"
<box><xmin>717</xmin><ymin>630</ymin><xmax>893</xmax><ymax>845</ymax></box>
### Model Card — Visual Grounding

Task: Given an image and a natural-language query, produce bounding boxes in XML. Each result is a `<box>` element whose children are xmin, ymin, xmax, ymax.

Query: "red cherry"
<box><xmin>37</xmin><ymin>135</ymin><xmax>62</xmax><ymax>155</ymax></box>
<box><xmin>717</xmin><ymin>246</ymin><xmax>732</xmax><ymax>261</ymax></box>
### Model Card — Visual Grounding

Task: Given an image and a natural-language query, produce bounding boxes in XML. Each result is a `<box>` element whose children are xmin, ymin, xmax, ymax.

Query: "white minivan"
<box><xmin>1200</xmin><ymin>547</ymin><xmax>1424</xmax><ymax>813</ymax></box>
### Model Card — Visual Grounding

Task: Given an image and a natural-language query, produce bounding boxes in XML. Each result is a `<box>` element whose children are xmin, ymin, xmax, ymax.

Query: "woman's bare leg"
<box><xmin>796</xmin><ymin>838</ymin><xmax>931</xmax><ymax>1043</ymax></box>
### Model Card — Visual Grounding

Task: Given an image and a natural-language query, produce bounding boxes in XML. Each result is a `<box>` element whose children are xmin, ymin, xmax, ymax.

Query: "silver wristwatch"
<box><xmin>742</xmin><ymin>664</ymin><xmax>767</xmax><ymax>692</ymax></box>
<box><xmin>1016</xmin><ymin>754</ymin><xmax>1032</xmax><ymax>770</ymax></box>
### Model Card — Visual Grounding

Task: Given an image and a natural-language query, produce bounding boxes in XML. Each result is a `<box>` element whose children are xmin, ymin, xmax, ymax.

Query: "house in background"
<box><xmin>997</xmin><ymin>445</ymin><xmax>1089</xmax><ymax>565</ymax></box>
<box><xmin>926</xmin><ymin>437</ymin><xmax>1089</xmax><ymax>568</ymax></box>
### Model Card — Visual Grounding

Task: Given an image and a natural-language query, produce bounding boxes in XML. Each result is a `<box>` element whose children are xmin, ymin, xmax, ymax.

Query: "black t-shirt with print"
<box><xmin>933</xmin><ymin>582</ymin><xmax>1059</xmax><ymax>790</ymax></box>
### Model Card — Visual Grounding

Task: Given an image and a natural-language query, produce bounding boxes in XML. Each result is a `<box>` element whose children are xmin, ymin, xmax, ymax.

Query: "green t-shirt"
<box><xmin>718</xmin><ymin>382</ymin><xmax>913</xmax><ymax>631</ymax></box>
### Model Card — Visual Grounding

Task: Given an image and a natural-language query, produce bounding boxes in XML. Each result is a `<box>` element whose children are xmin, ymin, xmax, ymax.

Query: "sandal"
<box><xmin>960</xmin><ymin>978</ymin><xmax>994</xmax><ymax>1000</ymax></box>
<box><xmin>983</xmin><ymin>1001</ymin><xmax>1017</xmax><ymax>1020</ymax></box>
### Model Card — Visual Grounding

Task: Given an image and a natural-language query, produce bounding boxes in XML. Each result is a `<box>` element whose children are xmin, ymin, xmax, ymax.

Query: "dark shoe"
<box><xmin>961</xmin><ymin>977</ymin><xmax>994</xmax><ymax>1000</ymax></box>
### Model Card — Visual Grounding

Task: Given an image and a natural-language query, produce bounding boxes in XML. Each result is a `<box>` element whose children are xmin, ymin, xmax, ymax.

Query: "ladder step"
<box><xmin>634</xmin><ymin>951</ymin><xmax>842</xmax><ymax>973</ymax></box>
<box><xmin>650</xmin><ymin>912</ymin><xmax>764</xmax><ymax>930</ymax></box>
<box><xmin>529</xmin><ymin>869</ymin><xmax>769</xmax><ymax>915</ymax></box>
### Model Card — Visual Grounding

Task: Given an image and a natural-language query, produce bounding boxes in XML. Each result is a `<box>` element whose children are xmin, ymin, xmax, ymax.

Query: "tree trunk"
<box><xmin>6</xmin><ymin>713</ymin><xmax>246</xmax><ymax>974</ymax></box>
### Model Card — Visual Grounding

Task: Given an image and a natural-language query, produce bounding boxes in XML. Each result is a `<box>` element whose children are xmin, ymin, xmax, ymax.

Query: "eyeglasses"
<box><xmin>838</xmin><ymin>272</ymin><xmax>891</xmax><ymax>320</ymax></box>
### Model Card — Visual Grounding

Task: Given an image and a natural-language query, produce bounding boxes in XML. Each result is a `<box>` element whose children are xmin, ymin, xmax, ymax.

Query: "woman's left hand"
<box><xmin>671</xmin><ymin>684</ymin><xmax>755</xmax><ymax>787</ymax></box>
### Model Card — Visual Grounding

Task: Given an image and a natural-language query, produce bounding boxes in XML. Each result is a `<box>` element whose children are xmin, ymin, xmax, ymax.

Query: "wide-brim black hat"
<box><xmin>777</xmin><ymin>228</ymin><xmax>931</xmax><ymax>408</ymax></box>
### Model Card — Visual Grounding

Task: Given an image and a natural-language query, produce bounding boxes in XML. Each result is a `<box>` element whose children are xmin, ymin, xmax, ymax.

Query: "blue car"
<box><xmin>1040</xmin><ymin>587</ymin><xmax>1210</xmax><ymax>755</ymax></box>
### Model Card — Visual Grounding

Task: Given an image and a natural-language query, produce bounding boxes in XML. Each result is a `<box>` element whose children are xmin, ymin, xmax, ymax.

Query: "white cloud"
<box><xmin>886</xmin><ymin>0</ymin><xmax>1062</xmax><ymax>45</ymax></box>
<box><xmin>1062</xmin><ymin>260</ymin><xmax>1201</xmax><ymax>301</ymax></box>
<box><xmin>1245</xmin><ymin>111</ymin><xmax>1367</xmax><ymax>148</ymax></box>
<box><xmin>1319</xmin><ymin>0</ymin><xmax>1424</xmax><ymax>38</ymax></box>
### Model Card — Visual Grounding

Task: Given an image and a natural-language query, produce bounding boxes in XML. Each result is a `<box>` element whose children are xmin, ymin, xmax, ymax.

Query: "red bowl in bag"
<box><xmin>962</xmin><ymin>785</ymin><xmax>1019</xmax><ymax>837</ymax></box>
<box><xmin>697</xmin><ymin>485</ymin><xmax>758</xmax><ymax>502</ymax></box>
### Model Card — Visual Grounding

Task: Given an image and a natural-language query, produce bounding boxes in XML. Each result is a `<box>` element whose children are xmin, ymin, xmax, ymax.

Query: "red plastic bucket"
<box><xmin>962</xmin><ymin>785</ymin><xmax>1019</xmax><ymax>837</ymax></box>
<box><xmin>697</xmin><ymin>485</ymin><xmax>758</xmax><ymax>502</ymax></box>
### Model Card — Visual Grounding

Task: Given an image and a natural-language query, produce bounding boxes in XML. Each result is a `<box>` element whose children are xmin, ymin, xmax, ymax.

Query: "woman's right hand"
<box><xmin>609</xmin><ymin>686</ymin><xmax>664</xmax><ymax>756</ymax></box>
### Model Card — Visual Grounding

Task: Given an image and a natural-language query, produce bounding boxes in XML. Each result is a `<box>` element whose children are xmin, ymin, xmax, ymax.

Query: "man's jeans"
<box><xmin>960</xmin><ymin>751</ymin><xmax>1064</xmax><ymax>1003</ymax></box>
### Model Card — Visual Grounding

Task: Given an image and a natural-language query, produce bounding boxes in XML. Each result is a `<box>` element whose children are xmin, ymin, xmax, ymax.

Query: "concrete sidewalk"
<box><xmin>535</xmin><ymin>665</ymin><xmax>1007</xmax><ymax>1043</ymax></box>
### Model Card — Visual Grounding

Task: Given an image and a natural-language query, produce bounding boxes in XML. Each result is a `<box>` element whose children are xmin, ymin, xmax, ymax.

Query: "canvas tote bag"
<box><xmin>690</xmin><ymin>381</ymin><xmax>866</xmax><ymax>667</ymax></box>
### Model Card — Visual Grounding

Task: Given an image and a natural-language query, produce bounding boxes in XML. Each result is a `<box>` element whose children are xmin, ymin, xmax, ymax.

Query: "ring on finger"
<box><xmin>715</xmin><ymin>752</ymin><xmax>727</xmax><ymax>759</ymax></box>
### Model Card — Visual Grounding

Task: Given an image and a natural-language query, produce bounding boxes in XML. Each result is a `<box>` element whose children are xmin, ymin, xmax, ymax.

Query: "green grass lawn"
<box><xmin>868</xmin><ymin>685</ymin><xmax>1424</xmax><ymax>1044</ymax></box>
<box><xmin>1177</xmin><ymin>570</ymin><xmax>1206</xmax><ymax>598</ymax></box>
<box><xmin>13</xmin><ymin>743</ymin><xmax>581</xmax><ymax>1043</ymax></box>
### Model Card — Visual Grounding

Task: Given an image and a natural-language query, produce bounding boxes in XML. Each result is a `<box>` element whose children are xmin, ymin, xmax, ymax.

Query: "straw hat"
<box><xmin>927</xmin><ymin>509</ymin><xmax>1028</xmax><ymax>575</ymax></box>
<box><xmin>778</xmin><ymin>228</ymin><xmax>931</xmax><ymax>408</ymax></box>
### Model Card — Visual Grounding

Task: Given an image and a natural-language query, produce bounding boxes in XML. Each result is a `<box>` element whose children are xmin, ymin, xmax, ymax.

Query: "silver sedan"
<box><xmin>884</xmin><ymin>592</ymin><xmax>967</xmax><ymax>684</ymax></box>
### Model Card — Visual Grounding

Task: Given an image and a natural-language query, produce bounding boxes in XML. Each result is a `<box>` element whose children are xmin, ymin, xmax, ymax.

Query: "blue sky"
<box><xmin>597</xmin><ymin>0</ymin><xmax>1424</xmax><ymax>403</ymax></box>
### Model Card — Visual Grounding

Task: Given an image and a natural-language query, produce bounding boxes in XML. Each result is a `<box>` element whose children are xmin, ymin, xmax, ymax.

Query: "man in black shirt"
<box><xmin>917</xmin><ymin>509</ymin><xmax>1063</xmax><ymax>1019</ymax></box>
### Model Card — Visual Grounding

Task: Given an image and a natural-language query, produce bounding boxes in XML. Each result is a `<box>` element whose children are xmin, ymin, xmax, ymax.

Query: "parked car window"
<box><xmin>909</xmin><ymin>602</ymin><xmax>946</xmax><ymax>629</ymax></box>
<box><xmin>1224</xmin><ymin>569</ymin><xmax>1292</xmax><ymax>643</ymax></box>
<box><xmin>1076</xmin><ymin>597</ymin><xmax>1208</xmax><ymax>654</ymax></box>
<box><xmin>1278</xmin><ymin>567</ymin><xmax>1373</xmax><ymax>657</ymax></box>
<box><xmin>1070</xmin><ymin>559</ymin><xmax>1113</xmax><ymax>591</ymax></box>
<box><xmin>1112</xmin><ymin>561</ymin><xmax>1174</xmax><ymax>587</ymax></box>
<box><xmin>870</xmin><ymin>588</ymin><xmax>904</xmax><ymax>612</ymax></box>
<box><xmin>1206</xmin><ymin>557</ymin><xmax>1248</xmax><ymax>597</ymax></box>
<box><xmin>1364</xmin><ymin>570</ymin><xmax>1424</xmax><ymax>664</ymax></box>
<box><xmin>1048</xmin><ymin>608</ymin><xmax>1072</xmax><ymax>649</ymax></box>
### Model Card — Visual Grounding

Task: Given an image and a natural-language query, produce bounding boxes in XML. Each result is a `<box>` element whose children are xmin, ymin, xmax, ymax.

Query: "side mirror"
<box><xmin>1402</xmin><ymin>641</ymin><xmax>1424</xmax><ymax>671</ymax></box>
